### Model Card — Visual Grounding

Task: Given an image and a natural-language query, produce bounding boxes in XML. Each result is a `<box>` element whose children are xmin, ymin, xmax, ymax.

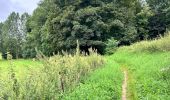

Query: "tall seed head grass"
<box><xmin>119</xmin><ymin>32</ymin><xmax>170</xmax><ymax>52</ymax></box>
<box><xmin>0</xmin><ymin>43</ymin><xmax>105</xmax><ymax>99</ymax></box>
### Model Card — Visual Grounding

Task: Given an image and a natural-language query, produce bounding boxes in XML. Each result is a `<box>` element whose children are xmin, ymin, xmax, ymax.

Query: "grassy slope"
<box><xmin>113</xmin><ymin>34</ymin><xmax>170</xmax><ymax>100</ymax></box>
<box><xmin>64</xmin><ymin>34</ymin><xmax>170</xmax><ymax>99</ymax></box>
<box><xmin>63</xmin><ymin>56</ymin><xmax>123</xmax><ymax>100</ymax></box>
<box><xmin>64</xmin><ymin>52</ymin><xmax>170</xmax><ymax>100</ymax></box>
<box><xmin>114</xmin><ymin>51</ymin><xmax>170</xmax><ymax>100</ymax></box>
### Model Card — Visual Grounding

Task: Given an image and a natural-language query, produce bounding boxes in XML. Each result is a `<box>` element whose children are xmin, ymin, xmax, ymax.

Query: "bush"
<box><xmin>105</xmin><ymin>38</ymin><xmax>119</xmax><ymax>55</ymax></box>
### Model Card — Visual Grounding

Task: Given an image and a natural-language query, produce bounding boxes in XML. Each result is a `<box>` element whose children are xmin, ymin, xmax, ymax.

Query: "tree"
<box><xmin>0</xmin><ymin>23</ymin><xmax>3</xmax><ymax>54</ymax></box>
<box><xmin>146</xmin><ymin>0</ymin><xmax>170</xmax><ymax>12</ymax></box>
<box><xmin>166</xmin><ymin>7</ymin><xmax>170</xmax><ymax>30</ymax></box>
<box><xmin>2</xmin><ymin>12</ymin><xmax>18</xmax><ymax>58</ymax></box>
<box><xmin>146</xmin><ymin>0</ymin><xmax>170</xmax><ymax>38</ymax></box>
<box><xmin>136</xmin><ymin>5</ymin><xmax>153</xmax><ymax>40</ymax></box>
<box><xmin>1</xmin><ymin>12</ymin><xmax>29</xmax><ymax>59</ymax></box>
<box><xmin>26</xmin><ymin>0</ymin><xmax>139</xmax><ymax>56</ymax></box>
<box><xmin>24</xmin><ymin>0</ymin><xmax>59</xmax><ymax>57</ymax></box>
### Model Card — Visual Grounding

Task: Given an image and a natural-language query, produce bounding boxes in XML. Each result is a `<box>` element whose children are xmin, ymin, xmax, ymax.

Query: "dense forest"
<box><xmin>0</xmin><ymin>0</ymin><xmax>170</xmax><ymax>58</ymax></box>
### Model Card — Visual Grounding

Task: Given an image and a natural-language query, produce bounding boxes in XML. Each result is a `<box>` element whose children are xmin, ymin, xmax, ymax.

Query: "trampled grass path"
<box><xmin>122</xmin><ymin>69</ymin><xmax>128</xmax><ymax>100</ymax></box>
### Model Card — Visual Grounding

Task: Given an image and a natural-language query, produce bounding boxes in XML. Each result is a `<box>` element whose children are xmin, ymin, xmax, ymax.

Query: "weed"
<box><xmin>0</xmin><ymin>47</ymin><xmax>104</xmax><ymax>99</ymax></box>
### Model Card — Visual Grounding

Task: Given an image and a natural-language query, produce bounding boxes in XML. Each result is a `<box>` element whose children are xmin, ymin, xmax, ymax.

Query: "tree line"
<box><xmin>0</xmin><ymin>12</ymin><xmax>29</xmax><ymax>59</ymax></box>
<box><xmin>0</xmin><ymin>0</ymin><xmax>170</xmax><ymax>59</ymax></box>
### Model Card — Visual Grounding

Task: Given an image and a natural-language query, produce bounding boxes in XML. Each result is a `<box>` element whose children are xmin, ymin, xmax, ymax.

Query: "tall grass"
<box><xmin>0</xmin><ymin>48</ymin><xmax>104</xmax><ymax>99</ymax></box>
<box><xmin>114</xmin><ymin>52</ymin><xmax>170</xmax><ymax>99</ymax></box>
<box><xmin>62</xmin><ymin>56</ymin><xmax>123</xmax><ymax>100</ymax></box>
<box><xmin>119</xmin><ymin>33</ymin><xmax>170</xmax><ymax>52</ymax></box>
<box><xmin>113</xmin><ymin>33</ymin><xmax>170</xmax><ymax>99</ymax></box>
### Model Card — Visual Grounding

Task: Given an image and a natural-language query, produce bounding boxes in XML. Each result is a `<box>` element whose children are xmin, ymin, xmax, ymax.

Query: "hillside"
<box><xmin>62</xmin><ymin>34</ymin><xmax>170</xmax><ymax>99</ymax></box>
<box><xmin>0</xmin><ymin>31</ymin><xmax>169</xmax><ymax>100</ymax></box>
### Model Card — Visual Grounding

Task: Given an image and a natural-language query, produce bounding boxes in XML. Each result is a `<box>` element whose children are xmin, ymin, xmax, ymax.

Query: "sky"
<box><xmin>0</xmin><ymin>0</ymin><xmax>40</xmax><ymax>22</ymax></box>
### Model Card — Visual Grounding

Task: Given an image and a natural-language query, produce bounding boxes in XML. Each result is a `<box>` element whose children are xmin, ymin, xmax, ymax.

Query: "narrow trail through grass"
<box><xmin>114</xmin><ymin>51</ymin><xmax>170</xmax><ymax>99</ymax></box>
<box><xmin>122</xmin><ymin>69</ymin><xmax>128</xmax><ymax>100</ymax></box>
<box><xmin>62</xmin><ymin>57</ymin><xmax>123</xmax><ymax>100</ymax></box>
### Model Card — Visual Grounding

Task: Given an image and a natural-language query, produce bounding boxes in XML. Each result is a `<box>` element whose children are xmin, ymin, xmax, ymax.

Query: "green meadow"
<box><xmin>0</xmin><ymin>34</ymin><xmax>170</xmax><ymax>99</ymax></box>
<box><xmin>0</xmin><ymin>59</ymin><xmax>42</xmax><ymax>80</ymax></box>
<box><xmin>63</xmin><ymin>34</ymin><xmax>170</xmax><ymax>99</ymax></box>
<box><xmin>0</xmin><ymin>0</ymin><xmax>170</xmax><ymax>99</ymax></box>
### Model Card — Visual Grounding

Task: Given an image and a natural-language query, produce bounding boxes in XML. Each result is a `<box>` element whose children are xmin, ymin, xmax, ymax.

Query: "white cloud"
<box><xmin>10</xmin><ymin>0</ymin><xmax>40</xmax><ymax>13</ymax></box>
<box><xmin>0</xmin><ymin>0</ymin><xmax>40</xmax><ymax>22</ymax></box>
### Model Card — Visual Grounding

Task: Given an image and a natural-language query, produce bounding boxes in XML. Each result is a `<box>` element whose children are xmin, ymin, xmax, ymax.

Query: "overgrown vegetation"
<box><xmin>0</xmin><ymin>0</ymin><xmax>170</xmax><ymax>100</ymax></box>
<box><xmin>113</xmin><ymin>33</ymin><xmax>170</xmax><ymax>99</ymax></box>
<box><xmin>61</xmin><ymin>33</ymin><xmax>170</xmax><ymax>100</ymax></box>
<box><xmin>114</xmin><ymin>51</ymin><xmax>170</xmax><ymax>99</ymax></box>
<box><xmin>62</xmin><ymin>57</ymin><xmax>122</xmax><ymax>100</ymax></box>
<box><xmin>120</xmin><ymin>33</ymin><xmax>170</xmax><ymax>52</ymax></box>
<box><xmin>1</xmin><ymin>0</ymin><xmax>170</xmax><ymax>58</ymax></box>
<box><xmin>0</xmin><ymin>22</ymin><xmax>170</xmax><ymax>100</ymax></box>
<box><xmin>0</xmin><ymin>49</ymin><xmax>104</xmax><ymax>99</ymax></box>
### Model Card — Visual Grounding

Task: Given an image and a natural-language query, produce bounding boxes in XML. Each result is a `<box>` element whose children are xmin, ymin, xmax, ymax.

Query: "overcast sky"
<box><xmin>0</xmin><ymin>0</ymin><xmax>40</xmax><ymax>22</ymax></box>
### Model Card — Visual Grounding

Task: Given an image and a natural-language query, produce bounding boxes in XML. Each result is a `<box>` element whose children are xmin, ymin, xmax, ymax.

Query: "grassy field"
<box><xmin>62</xmin><ymin>56</ymin><xmax>123</xmax><ymax>100</ymax></box>
<box><xmin>0</xmin><ymin>55</ymin><xmax>122</xmax><ymax>99</ymax></box>
<box><xmin>0</xmin><ymin>59</ymin><xmax>42</xmax><ymax>79</ymax></box>
<box><xmin>63</xmin><ymin>34</ymin><xmax>170</xmax><ymax>99</ymax></box>
<box><xmin>0</xmin><ymin>51</ymin><xmax>105</xmax><ymax>99</ymax></box>
<box><xmin>62</xmin><ymin>52</ymin><xmax>170</xmax><ymax>100</ymax></box>
<box><xmin>0</xmin><ymin>59</ymin><xmax>42</xmax><ymax>70</ymax></box>
<box><xmin>0</xmin><ymin>34</ymin><xmax>170</xmax><ymax>99</ymax></box>
<box><xmin>1</xmin><ymin>52</ymin><xmax>169</xmax><ymax>100</ymax></box>
<box><xmin>114</xmin><ymin>51</ymin><xmax>170</xmax><ymax>99</ymax></box>
<box><xmin>112</xmin><ymin>34</ymin><xmax>170</xmax><ymax>99</ymax></box>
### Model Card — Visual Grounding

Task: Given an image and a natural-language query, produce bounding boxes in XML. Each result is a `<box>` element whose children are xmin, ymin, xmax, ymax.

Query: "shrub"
<box><xmin>105</xmin><ymin>38</ymin><xmax>119</xmax><ymax>55</ymax></box>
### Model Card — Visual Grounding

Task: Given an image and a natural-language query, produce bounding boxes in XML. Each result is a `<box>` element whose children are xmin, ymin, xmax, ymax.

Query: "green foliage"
<box><xmin>146</xmin><ymin>0</ymin><xmax>170</xmax><ymax>12</ymax></box>
<box><xmin>0</xmin><ymin>49</ymin><xmax>104</xmax><ymax>99</ymax></box>
<box><xmin>1</xmin><ymin>12</ymin><xmax>29</xmax><ymax>59</ymax></box>
<box><xmin>146</xmin><ymin>0</ymin><xmax>170</xmax><ymax>39</ymax></box>
<box><xmin>63</xmin><ymin>58</ymin><xmax>123</xmax><ymax>100</ymax></box>
<box><xmin>26</xmin><ymin>0</ymin><xmax>139</xmax><ymax>56</ymax></box>
<box><xmin>0</xmin><ymin>53</ymin><xmax>2</xmax><ymax>60</ymax></box>
<box><xmin>112</xmin><ymin>34</ymin><xmax>170</xmax><ymax>99</ymax></box>
<box><xmin>0</xmin><ymin>23</ymin><xmax>3</xmax><ymax>51</ymax></box>
<box><xmin>120</xmin><ymin>32</ymin><xmax>170</xmax><ymax>52</ymax></box>
<box><xmin>113</xmin><ymin>34</ymin><xmax>170</xmax><ymax>99</ymax></box>
<box><xmin>114</xmin><ymin>51</ymin><xmax>170</xmax><ymax>99</ymax></box>
<box><xmin>165</xmin><ymin>7</ymin><xmax>170</xmax><ymax>30</ymax></box>
<box><xmin>1</xmin><ymin>0</ymin><xmax>170</xmax><ymax>58</ymax></box>
<box><xmin>136</xmin><ymin>5</ymin><xmax>153</xmax><ymax>40</ymax></box>
<box><xmin>24</xmin><ymin>0</ymin><xmax>59</xmax><ymax>57</ymax></box>
<box><xmin>105</xmin><ymin>38</ymin><xmax>119</xmax><ymax>54</ymax></box>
